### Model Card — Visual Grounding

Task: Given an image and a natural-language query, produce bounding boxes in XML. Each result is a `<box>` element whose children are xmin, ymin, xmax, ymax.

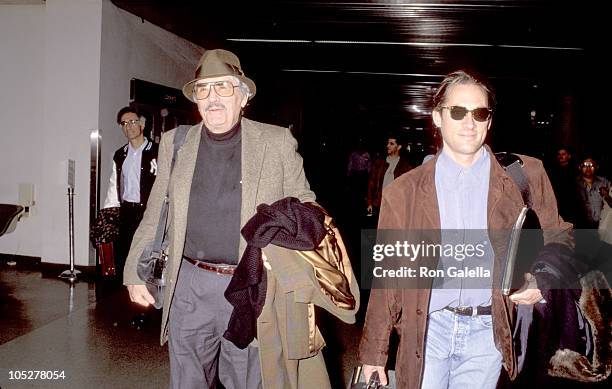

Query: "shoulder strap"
<box><xmin>494</xmin><ymin>152</ymin><xmax>533</xmax><ymax>208</ymax></box>
<box><xmin>150</xmin><ymin>125</ymin><xmax>192</xmax><ymax>253</ymax></box>
<box><xmin>170</xmin><ymin>125</ymin><xmax>190</xmax><ymax>171</ymax></box>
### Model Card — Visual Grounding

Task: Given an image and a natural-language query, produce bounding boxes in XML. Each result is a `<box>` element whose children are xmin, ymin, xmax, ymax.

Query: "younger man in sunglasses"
<box><xmin>359</xmin><ymin>70</ymin><xmax>572</xmax><ymax>388</ymax></box>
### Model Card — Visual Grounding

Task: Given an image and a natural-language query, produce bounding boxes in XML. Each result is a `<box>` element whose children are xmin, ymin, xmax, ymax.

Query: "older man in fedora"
<box><xmin>124</xmin><ymin>49</ymin><xmax>316</xmax><ymax>388</ymax></box>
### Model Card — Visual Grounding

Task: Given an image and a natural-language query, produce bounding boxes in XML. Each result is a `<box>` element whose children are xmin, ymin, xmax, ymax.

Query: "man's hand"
<box><xmin>509</xmin><ymin>273</ymin><xmax>543</xmax><ymax>305</ymax></box>
<box><xmin>599</xmin><ymin>186</ymin><xmax>609</xmax><ymax>197</ymax></box>
<box><xmin>363</xmin><ymin>364</ymin><xmax>387</xmax><ymax>386</ymax></box>
<box><xmin>600</xmin><ymin>186</ymin><xmax>612</xmax><ymax>206</ymax></box>
<box><xmin>127</xmin><ymin>284</ymin><xmax>155</xmax><ymax>307</ymax></box>
<box><xmin>367</xmin><ymin>205</ymin><xmax>374</xmax><ymax>215</ymax></box>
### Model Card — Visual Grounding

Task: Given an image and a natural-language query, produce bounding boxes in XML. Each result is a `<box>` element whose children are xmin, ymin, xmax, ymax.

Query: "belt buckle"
<box><xmin>214</xmin><ymin>264</ymin><xmax>234</xmax><ymax>272</ymax></box>
<box><xmin>207</xmin><ymin>263</ymin><xmax>235</xmax><ymax>275</ymax></box>
<box><xmin>457</xmin><ymin>306</ymin><xmax>472</xmax><ymax>316</ymax></box>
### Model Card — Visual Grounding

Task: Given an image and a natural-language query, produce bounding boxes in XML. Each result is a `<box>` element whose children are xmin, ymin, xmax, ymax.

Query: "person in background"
<box><xmin>576</xmin><ymin>156</ymin><xmax>611</xmax><ymax>229</ymax></box>
<box><xmin>102</xmin><ymin>106</ymin><xmax>158</xmax><ymax>282</ymax></box>
<box><xmin>548</xmin><ymin>147</ymin><xmax>581</xmax><ymax>225</ymax></box>
<box><xmin>366</xmin><ymin>133</ymin><xmax>412</xmax><ymax>217</ymax></box>
<box><xmin>422</xmin><ymin>127</ymin><xmax>442</xmax><ymax>165</ymax></box>
<box><xmin>346</xmin><ymin>139</ymin><xmax>372</xmax><ymax>221</ymax></box>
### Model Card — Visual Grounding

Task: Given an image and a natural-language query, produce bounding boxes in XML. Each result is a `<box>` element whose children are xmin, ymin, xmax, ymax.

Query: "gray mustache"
<box><xmin>205</xmin><ymin>103</ymin><xmax>225</xmax><ymax>111</ymax></box>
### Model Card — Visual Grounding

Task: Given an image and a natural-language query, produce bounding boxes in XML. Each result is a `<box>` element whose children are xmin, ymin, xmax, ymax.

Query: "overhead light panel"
<box><xmin>227</xmin><ymin>38</ymin><xmax>582</xmax><ymax>51</ymax></box>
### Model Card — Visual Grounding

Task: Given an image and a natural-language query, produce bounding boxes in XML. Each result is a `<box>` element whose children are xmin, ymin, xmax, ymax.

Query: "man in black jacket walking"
<box><xmin>102</xmin><ymin>106</ymin><xmax>158</xmax><ymax>281</ymax></box>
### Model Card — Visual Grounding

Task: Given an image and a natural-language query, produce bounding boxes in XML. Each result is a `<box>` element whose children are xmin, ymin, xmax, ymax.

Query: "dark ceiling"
<box><xmin>111</xmin><ymin>0</ymin><xmax>601</xmax><ymax>160</ymax></box>
<box><xmin>111</xmin><ymin>1</ymin><xmax>593</xmax><ymax>76</ymax></box>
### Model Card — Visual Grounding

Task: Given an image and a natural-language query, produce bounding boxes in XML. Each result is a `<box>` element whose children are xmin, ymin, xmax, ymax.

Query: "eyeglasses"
<box><xmin>581</xmin><ymin>162</ymin><xmax>595</xmax><ymax>168</ymax></box>
<box><xmin>440</xmin><ymin>106</ymin><xmax>492</xmax><ymax>122</ymax></box>
<box><xmin>193</xmin><ymin>81</ymin><xmax>239</xmax><ymax>100</ymax></box>
<box><xmin>120</xmin><ymin>119</ymin><xmax>141</xmax><ymax>128</ymax></box>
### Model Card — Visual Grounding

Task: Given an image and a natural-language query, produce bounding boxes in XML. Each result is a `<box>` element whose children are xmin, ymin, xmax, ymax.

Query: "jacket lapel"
<box><xmin>239</xmin><ymin>118</ymin><xmax>266</xmax><ymax>258</ymax></box>
<box><xmin>241</xmin><ymin>118</ymin><xmax>266</xmax><ymax>226</ymax></box>
<box><xmin>412</xmin><ymin>160</ymin><xmax>440</xmax><ymax>297</ymax></box>
<box><xmin>487</xmin><ymin>145</ymin><xmax>504</xmax><ymax>226</ymax></box>
<box><xmin>417</xmin><ymin>159</ymin><xmax>441</xmax><ymax>230</ymax></box>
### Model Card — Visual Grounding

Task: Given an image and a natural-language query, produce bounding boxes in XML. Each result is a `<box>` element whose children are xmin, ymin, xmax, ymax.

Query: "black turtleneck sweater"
<box><xmin>183</xmin><ymin>121</ymin><xmax>241</xmax><ymax>264</ymax></box>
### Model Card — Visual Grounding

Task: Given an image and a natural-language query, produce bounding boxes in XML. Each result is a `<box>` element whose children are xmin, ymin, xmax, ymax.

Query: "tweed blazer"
<box><xmin>123</xmin><ymin>117</ymin><xmax>316</xmax><ymax>345</ymax></box>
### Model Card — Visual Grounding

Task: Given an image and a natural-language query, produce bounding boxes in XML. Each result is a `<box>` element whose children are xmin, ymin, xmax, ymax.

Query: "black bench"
<box><xmin>0</xmin><ymin>204</ymin><xmax>25</xmax><ymax>237</ymax></box>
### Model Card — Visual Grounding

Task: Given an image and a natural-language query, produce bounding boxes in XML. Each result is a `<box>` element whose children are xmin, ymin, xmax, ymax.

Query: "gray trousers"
<box><xmin>169</xmin><ymin>259</ymin><xmax>262</xmax><ymax>389</ymax></box>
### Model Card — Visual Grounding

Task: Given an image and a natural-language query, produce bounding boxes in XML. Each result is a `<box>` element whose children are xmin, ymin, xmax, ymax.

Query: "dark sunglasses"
<box><xmin>440</xmin><ymin>106</ymin><xmax>492</xmax><ymax>122</ymax></box>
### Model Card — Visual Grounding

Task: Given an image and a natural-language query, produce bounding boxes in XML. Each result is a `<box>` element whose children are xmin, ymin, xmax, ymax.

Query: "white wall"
<box><xmin>39</xmin><ymin>0</ymin><xmax>104</xmax><ymax>265</ymax></box>
<box><xmin>0</xmin><ymin>4</ymin><xmax>46</xmax><ymax>257</ymax></box>
<box><xmin>0</xmin><ymin>0</ymin><xmax>203</xmax><ymax>265</ymax></box>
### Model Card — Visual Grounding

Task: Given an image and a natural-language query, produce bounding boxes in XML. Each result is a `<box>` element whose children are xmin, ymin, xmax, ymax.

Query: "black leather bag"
<box><xmin>137</xmin><ymin>225</ymin><xmax>169</xmax><ymax>309</ymax></box>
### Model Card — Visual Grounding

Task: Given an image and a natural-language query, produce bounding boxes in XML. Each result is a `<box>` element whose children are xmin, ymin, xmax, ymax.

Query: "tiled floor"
<box><xmin>0</xmin><ymin>263</ymin><xmax>169</xmax><ymax>389</ymax></box>
<box><xmin>0</xmin><ymin>261</ymin><xmax>361</xmax><ymax>389</ymax></box>
<box><xmin>0</xmin><ymin>266</ymin><xmax>96</xmax><ymax>345</ymax></box>
<box><xmin>2</xmin><ymin>254</ymin><xmax>610</xmax><ymax>388</ymax></box>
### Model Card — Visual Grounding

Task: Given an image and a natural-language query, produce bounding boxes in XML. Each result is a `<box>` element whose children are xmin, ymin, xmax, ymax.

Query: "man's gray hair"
<box><xmin>231</xmin><ymin>76</ymin><xmax>252</xmax><ymax>99</ymax></box>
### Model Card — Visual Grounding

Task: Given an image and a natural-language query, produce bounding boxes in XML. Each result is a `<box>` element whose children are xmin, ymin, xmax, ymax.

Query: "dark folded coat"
<box><xmin>224</xmin><ymin>197</ymin><xmax>326</xmax><ymax>349</ymax></box>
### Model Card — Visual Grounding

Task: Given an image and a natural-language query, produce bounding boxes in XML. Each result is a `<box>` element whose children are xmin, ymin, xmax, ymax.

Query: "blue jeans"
<box><xmin>421</xmin><ymin>309</ymin><xmax>502</xmax><ymax>389</ymax></box>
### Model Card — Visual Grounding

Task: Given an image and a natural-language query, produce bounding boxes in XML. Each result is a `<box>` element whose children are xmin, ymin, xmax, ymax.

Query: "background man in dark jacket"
<box><xmin>366</xmin><ymin>133</ymin><xmax>412</xmax><ymax>217</ymax></box>
<box><xmin>548</xmin><ymin>147</ymin><xmax>582</xmax><ymax>226</ymax></box>
<box><xmin>102</xmin><ymin>106</ymin><xmax>158</xmax><ymax>281</ymax></box>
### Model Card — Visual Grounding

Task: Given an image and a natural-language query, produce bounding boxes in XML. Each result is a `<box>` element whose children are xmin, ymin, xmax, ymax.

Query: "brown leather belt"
<box><xmin>183</xmin><ymin>256</ymin><xmax>236</xmax><ymax>275</ymax></box>
<box><xmin>444</xmin><ymin>305</ymin><xmax>492</xmax><ymax>316</ymax></box>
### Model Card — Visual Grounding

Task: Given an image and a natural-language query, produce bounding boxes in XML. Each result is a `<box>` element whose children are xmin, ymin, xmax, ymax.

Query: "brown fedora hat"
<box><xmin>182</xmin><ymin>49</ymin><xmax>256</xmax><ymax>102</ymax></box>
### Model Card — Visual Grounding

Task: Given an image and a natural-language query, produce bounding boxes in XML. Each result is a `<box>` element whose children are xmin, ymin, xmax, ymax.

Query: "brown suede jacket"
<box><xmin>359</xmin><ymin>147</ymin><xmax>572</xmax><ymax>389</ymax></box>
